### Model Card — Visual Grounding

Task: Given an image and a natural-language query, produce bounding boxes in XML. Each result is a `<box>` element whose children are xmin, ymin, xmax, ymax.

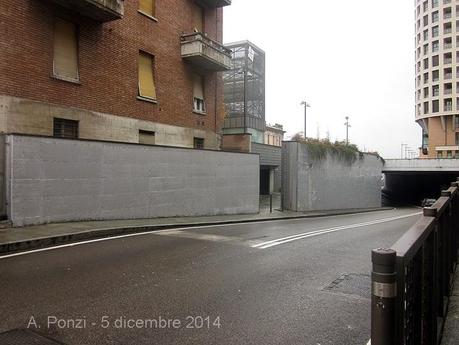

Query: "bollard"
<box><xmin>371</xmin><ymin>248</ymin><xmax>397</xmax><ymax>345</ymax></box>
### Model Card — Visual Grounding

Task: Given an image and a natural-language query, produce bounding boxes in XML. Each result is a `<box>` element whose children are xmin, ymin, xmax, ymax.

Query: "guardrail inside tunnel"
<box><xmin>371</xmin><ymin>178</ymin><xmax>459</xmax><ymax>345</ymax></box>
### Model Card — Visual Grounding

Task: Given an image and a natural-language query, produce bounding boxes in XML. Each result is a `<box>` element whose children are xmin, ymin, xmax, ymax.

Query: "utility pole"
<box><xmin>344</xmin><ymin>116</ymin><xmax>351</xmax><ymax>144</ymax></box>
<box><xmin>300</xmin><ymin>101</ymin><xmax>311</xmax><ymax>139</ymax></box>
<box><xmin>401</xmin><ymin>143</ymin><xmax>407</xmax><ymax>159</ymax></box>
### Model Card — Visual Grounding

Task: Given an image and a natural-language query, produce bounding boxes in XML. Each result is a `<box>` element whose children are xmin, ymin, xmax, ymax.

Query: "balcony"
<box><xmin>181</xmin><ymin>33</ymin><xmax>232</xmax><ymax>72</ymax></box>
<box><xmin>194</xmin><ymin>0</ymin><xmax>231</xmax><ymax>8</ymax></box>
<box><xmin>46</xmin><ymin>0</ymin><xmax>124</xmax><ymax>22</ymax></box>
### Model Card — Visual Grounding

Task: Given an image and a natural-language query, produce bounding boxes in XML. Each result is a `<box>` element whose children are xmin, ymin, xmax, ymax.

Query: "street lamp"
<box><xmin>300</xmin><ymin>101</ymin><xmax>311</xmax><ymax>139</ymax></box>
<box><xmin>401</xmin><ymin>143</ymin><xmax>407</xmax><ymax>159</ymax></box>
<box><xmin>344</xmin><ymin>116</ymin><xmax>351</xmax><ymax>145</ymax></box>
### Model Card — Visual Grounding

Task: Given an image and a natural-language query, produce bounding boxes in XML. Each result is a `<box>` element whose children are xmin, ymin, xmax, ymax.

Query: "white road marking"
<box><xmin>0</xmin><ymin>208</ymin><xmax>408</xmax><ymax>260</ymax></box>
<box><xmin>367</xmin><ymin>340</ymin><xmax>371</xmax><ymax>345</ymax></box>
<box><xmin>252</xmin><ymin>212</ymin><xmax>422</xmax><ymax>249</ymax></box>
<box><xmin>155</xmin><ymin>230</ymin><xmax>243</xmax><ymax>243</ymax></box>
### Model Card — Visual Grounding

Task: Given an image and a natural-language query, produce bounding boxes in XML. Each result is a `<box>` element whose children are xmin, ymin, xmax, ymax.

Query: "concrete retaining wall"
<box><xmin>282</xmin><ymin>142</ymin><xmax>383</xmax><ymax>211</ymax></box>
<box><xmin>6</xmin><ymin>135</ymin><xmax>259</xmax><ymax>226</ymax></box>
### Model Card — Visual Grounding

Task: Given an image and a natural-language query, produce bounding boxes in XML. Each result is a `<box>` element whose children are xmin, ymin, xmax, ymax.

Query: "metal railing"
<box><xmin>371</xmin><ymin>179</ymin><xmax>459</xmax><ymax>345</ymax></box>
<box><xmin>180</xmin><ymin>32</ymin><xmax>232</xmax><ymax>56</ymax></box>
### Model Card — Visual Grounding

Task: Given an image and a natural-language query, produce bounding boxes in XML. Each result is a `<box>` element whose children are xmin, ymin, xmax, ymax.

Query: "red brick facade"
<box><xmin>0</xmin><ymin>0</ymin><xmax>225</xmax><ymax>137</ymax></box>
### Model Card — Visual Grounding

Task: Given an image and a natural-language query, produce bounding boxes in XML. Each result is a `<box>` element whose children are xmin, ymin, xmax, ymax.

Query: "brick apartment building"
<box><xmin>0</xmin><ymin>0</ymin><xmax>232</xmax><ymax>149</ymax></box>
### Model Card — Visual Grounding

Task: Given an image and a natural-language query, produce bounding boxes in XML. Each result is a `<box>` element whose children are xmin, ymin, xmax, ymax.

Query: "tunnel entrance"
<box><xmin>383</xmin><ymin>172</ymin><xmax>459</xmax><ymax>206</ymax></box>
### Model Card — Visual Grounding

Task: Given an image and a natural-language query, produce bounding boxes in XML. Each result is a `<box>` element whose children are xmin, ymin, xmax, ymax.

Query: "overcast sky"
<box><xmin>223</xmin><ymin>0</ymin><xmax>420</xmax><ymax>159</ymax></box>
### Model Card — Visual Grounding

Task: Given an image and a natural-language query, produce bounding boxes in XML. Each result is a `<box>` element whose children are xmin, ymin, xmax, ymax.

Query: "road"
<box><xmin>0</xmin><ymin>208</ymin><xmax>421</xmax><ymax>345</ymax></box>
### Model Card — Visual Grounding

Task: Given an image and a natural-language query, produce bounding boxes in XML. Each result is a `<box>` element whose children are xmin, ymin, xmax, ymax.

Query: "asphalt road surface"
<box><xmin>0</xmin><ymin>208</ymin><xmax>422</xmax><ymax>345</ymax></box>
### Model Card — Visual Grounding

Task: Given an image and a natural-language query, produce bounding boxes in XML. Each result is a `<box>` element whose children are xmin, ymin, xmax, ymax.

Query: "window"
<box><xmin>444</xmin><ymin>52</ymin><xmax>453</xmax><ymax>64</ymax></box>
<box><xmin>423</xmin><ymin>15</ymin><xmax>429</xmax><ymax>26</ymax></box>
<box><xmin>138</xmin><ymin>0</ymin><xmax>156</xmax><ymax>18</ymax></box>
<box><xmin>433</xmin><ymin>70</ymin><xmax>440</xmax><ymax>81</ymax></box>
<box><xmin>444</xmin><ymin>7</ymin><xmax>452</xmax><ymax>20</ymax></box>
<box><xmin>437</xmin><ymin>151</ymin><xmax>443</xmax><ymax>159</ymax></box>
<box><xmin>432</xmin><ymin>26</ymin><xmax>439</xmax><ymax>38</ymax></box>
<box><xmin>423</xmin><ymin>58</ymin><xmax>429</xmax><ymax>69</ymax></box>
<box><xmin>423</xmin><ymin>1</ymin><xmax>428</xmax><ymax>12</ymax></box>
<box><xmin>444</xmin><ymin>82</ymin><xmax>453</xmax><ymax>94</ymax></box>
<box><xmin>432</xmin><ymin>0</ymin><xmax>438</xmax><ymax>8</ymax></box>
<box><xmin>447</xmin><ymin>151</ymin><xmax>453</xmax><ymax>158</ymax></box>
<box><xmin>444</xmin><ymin>37</ymin><xmax>452</xmax><ymax>49</ymax></box>
<box><xmin>432</xmin><ymin>11</ymin><xmax>439</xmax><ymax>22</ymax></box>
<box><xmin>138</xmin><ymin>51</ymin><xmax>157</xmax><ymax>101</ymax></box>
<box><xmin>424</xmin><ymin>29</ymin><xmax>429</xmax><ymax>40</ymax></box>
<box><xmin>456</xmin><ymin>115</ymin><xmax>459</xmax><ymax>128</ymax></box>
<box><xmin>423</xmin><ymin>44</ymin><xmax>429</xmax><ymax>55</ymax></box>
<box><xmin>456</xmin><ymin>132</ymin><xmax>459</xmax><ymax>145</ymax></box>
<box><xmin>139</xmin><ymin>130</ymin><xmax>155</xmax><ymax>145</ymax></box>
<box><xmin>433</xmin><ymin>84</ymin><xmax>440</xmax><ymax>96</ymax></box>
<box><xmin>445</xmin><ymin>98</ymin><xmax>452</xmax><ymax>111</ymax></box>
<box><xmin>424</xmin><ymin>101</ymin><xmax>430</xmax><ymax>114</ymax></box>
<box><xmin>433</xmin><ymin>100</ymin><xmax>439</xmax><ymax>112</ymax></box>
<box><xmin>192</xmin><ymin>73</ymin><xmax>205</xmax><ymax>113</ymax></box>
<box><xmin>424</xmin><ymin>72</ymin><xmax>429</xmax><ymax>83</ymax></box>
<box><xmin>193</xmin><ymin>137</ymin><xmax>204</xmax><ymax>149</ymax></box>
<box><xmin>53</xmin><ymin>118</ymin><xmax>78</xmax><ymax>138</ymax></box>
<box><xmin>433</xmin><ymin>55</ymin><xmax>439</xmax><ymax>67</ymax></box>
<box><xmin>53</xmin><ymin>18</ymin><xmax>79</xmax><ymax>81</ymax></box>
<box><xmin>424</xmin><ymin>87</ymin><xmax>429</xmax><ymax>98</ymax></box>
<box><xmin>432</xmin><ymin>40</ymin><xmax>439</xmax><ymax>52</ymax></box>
<box><xmin>445</xmin><ymin>67</ymin><xmax>453</xmax><ymax>79</ymax></box>
<box><xmin>422</xmin><ymin>129</ymin><xmax>429</xmax><ymax>148</ymax></box>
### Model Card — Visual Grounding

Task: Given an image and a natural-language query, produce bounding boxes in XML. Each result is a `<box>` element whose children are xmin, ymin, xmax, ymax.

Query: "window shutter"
<box><xmin>139</xmin><ymin>0</ymin><xmax>154</xmax><ymax>16</ymax></box>
<box><xmin>192</xmin><ymin>4</ymin><xmax>204</xmax><ymax>32</ymax></box>
<box><xmin>53</xmin><ymin>19</ymin><xmax>79</xmax><ymax>80</ymax></box>
<box><xmin>193</xmin><ymin>74</ymin><xmax>204</xmax><ymax>100</ymax></box>
<box><xmin>138</xmin><ymin>52</ymin><xmax>157</xmax><ymax>100</ymax></box>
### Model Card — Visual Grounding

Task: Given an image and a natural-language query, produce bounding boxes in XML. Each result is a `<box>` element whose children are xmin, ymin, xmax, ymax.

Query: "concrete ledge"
<box><xmin>0</xmin><ymin>207</ymin><xmax>391</xmax><ymax>256</ymax></box>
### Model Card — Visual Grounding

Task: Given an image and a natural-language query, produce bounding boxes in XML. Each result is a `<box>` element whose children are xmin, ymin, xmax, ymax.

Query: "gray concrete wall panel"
<box><xmin>7</xmin><ymin>135</ymin><xmax>259</xmax><ymax>226</ymax></box>
<box><xmin>282</xmin><ymin>142</ymin><xmax>382</xmax><ymax>211</ymax></box>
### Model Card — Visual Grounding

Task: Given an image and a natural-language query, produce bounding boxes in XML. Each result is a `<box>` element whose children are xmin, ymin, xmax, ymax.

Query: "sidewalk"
<box><xmin>441</xmin><ymin>269</ymin><xmax>459</xmax><ymax>344</ymax></box>
<box><xmin>0</xmin><ymin>207</ymin><xmax>390</xmax><ymax>255</ymax></box>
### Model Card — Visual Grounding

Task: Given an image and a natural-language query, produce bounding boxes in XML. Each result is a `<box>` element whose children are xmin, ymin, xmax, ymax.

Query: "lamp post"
<box><xmin>344</xmin><ymin>116</ymin><xmax>351</xmax><ymax>145</ymax></box>
<box><xmin>401</xmin><ymin>143</ymin><xmax>407</xmax><ymax>159</ymax></box>
<box><xmin>300</xmin><ymin>101</ymin><xmax>311</xmax><ymax>139</ymax></box>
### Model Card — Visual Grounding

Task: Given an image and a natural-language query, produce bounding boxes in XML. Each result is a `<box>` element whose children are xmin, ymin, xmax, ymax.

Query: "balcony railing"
<box><xmin>194</xmin><ymin>0</ymin><xmax>231</xmax><ymax>8</ymax></box>
<box><xmin>46</xmin><ymin>0</ymin><xmax>124</xmax><ymax>22</ymax></box>
<box><xmin>181</xmin><ymin>33</ymin><xmax>232</xmax><ymax>72</ymax></box>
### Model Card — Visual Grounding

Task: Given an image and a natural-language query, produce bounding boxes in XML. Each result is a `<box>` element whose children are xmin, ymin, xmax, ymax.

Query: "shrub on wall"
<box><xmin>291</xmin><ymin>134</ymin><xmax>362</xmax><ymax>165</ymax></box>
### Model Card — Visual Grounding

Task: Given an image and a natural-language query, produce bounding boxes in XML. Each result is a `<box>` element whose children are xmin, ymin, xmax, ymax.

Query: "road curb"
<box><xmin>0</xmin><ymin>207</ymin><xmax>393</xmax><ymax>256</ymax></box>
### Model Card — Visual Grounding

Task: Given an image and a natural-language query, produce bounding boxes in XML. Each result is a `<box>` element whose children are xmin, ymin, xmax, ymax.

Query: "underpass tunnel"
<box><xmin>383</xmin><ymin>171</ymin><xmax>459</xmax><ymax>206</ymax></box>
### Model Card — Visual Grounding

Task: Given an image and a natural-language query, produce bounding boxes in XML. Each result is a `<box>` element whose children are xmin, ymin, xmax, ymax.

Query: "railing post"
<box><xmin>371</xmin><ymin>248</ymin><xmax>397</xmax><ymax>345</ymax></box>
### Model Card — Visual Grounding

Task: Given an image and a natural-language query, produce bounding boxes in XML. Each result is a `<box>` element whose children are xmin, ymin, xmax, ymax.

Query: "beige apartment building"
<box><xmin>264</xmin><ymin>124</ymin><xmax>285</xmax><ymax>147</ymax></box>
<box><xmin>415</xmin><ymin>0</ymin><xmax>459</xmax><ymax>158</ymax></box>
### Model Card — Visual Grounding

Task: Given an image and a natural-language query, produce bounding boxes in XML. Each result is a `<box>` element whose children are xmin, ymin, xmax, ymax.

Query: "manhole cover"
<box><xmin>0</xmin><ymin>329</ymin><xmax>64</xmax><ymax>345</ymax></box>
<box><xmin>323</xmin><ymin>273</ymin><xmax>371</xmax><ymax>299</ymax></box>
